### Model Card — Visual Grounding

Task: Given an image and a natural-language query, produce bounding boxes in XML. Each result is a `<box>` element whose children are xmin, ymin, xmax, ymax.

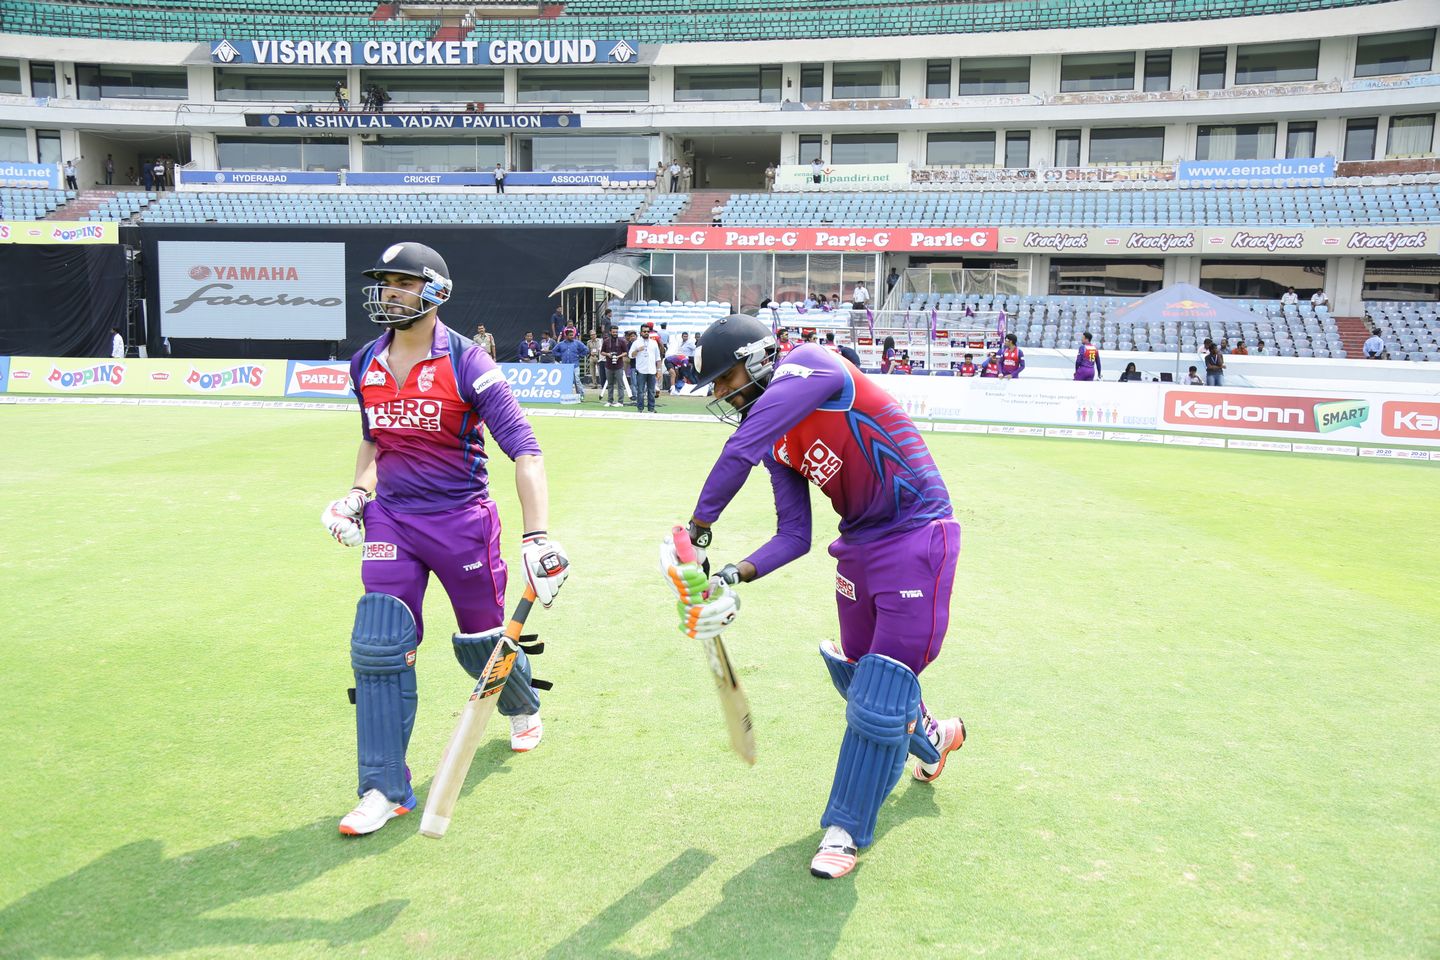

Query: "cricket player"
<box><xmin>322</xmin><ymin>241</ymin><xmax>570</xmax><ymax>836</ymax></box>
<box><xmin>660</xmin><ymin>314</ymin><xmax>965</xmax><ymax>879</ymax></box>
<box><xmin>1074</xmin><ymin>332</ymin><xmax>1102</xmax><ymax>381</ymax></box>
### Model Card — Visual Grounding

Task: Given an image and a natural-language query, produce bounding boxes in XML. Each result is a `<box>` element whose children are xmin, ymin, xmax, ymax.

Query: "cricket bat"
<box><xmin>672</xmin><ymin>526</ymin><xmax>756</xmax><ymax>765</ymax></box>
<box><xmin>419</xmin><ymin>585</ymin><xmax>537</xmax><ymax>839</ymax></box>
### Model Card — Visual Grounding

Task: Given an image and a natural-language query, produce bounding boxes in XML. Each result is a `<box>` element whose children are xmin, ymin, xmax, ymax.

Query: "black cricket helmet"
<box><xmin>693</xmin><ymin>313</ymin><xmax>778</xmax><ymax>424</ymax></box>
<box><xmin>362</xmin><ymin>242</ymin><xmax>453</xmax><ymax>328</ymax></box>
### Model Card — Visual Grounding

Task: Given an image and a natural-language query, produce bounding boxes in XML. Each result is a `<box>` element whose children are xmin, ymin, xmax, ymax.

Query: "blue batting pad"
<box><xmin>453</xmin><ymin>629</ymin><xmax>540</xmax><ymax>716</ymax></box>
<box><xmin>821</xmin><ymin>654</ymin><xmax>920</xmax><ymax>848</ymax></box>
<box><xmin>351</xmin><ymin>593</ymin><xmax>418</xmax><ymax>803</ymax></box>
<box><xmin>820</xmin><ymin>642</ymin><xmax>938</xmax><ymax>765</ymax></box>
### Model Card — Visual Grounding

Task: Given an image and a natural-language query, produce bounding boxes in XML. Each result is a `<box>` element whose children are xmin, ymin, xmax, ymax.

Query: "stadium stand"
<box><xmin>126</xmin><ymin>191</ymin><xmax>646</xmax><ymax>224</ymax></box>
<box><xmin>720</xmin><ymin>184</ymin><xmax>1440</xmax><ymax>228</ymax></box>
<box><xmin>1366</xmin><ymin>302</ymin><xmax>1440</xmax><ymax>361</ymax></box>
<box><xmin>1</xmin><ymin>188</ymin><xmax>75</xmax><ymax>219</ymax></box>
<box><xmin>607</xmin><ymin>299</ymin><xmax>733</xmax><ymax>332</ymax></box>
<box><xmin>636</xmin><ymin>194</ymin><xmax>689</xmax><ymax>225</ymax></box>
<box><xmin>0</xmin><ymin>0</ymin><xmax>1390</xmax><ymax>41</ymax></box>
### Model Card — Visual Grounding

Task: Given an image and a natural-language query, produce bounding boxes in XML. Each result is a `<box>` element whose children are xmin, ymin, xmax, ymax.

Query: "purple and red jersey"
<box><xmin>1074</xmin><ymin>342</ymin><xmax>1101</xmax><ymax>380</ymax></box>
<box><xmin>693</xmin><ymin>344</ymin><xmax>952</xmax><ymax>579</ymax></box>
<box><xmin>349</xmin><ymin>322</ymin><xmax>541</xmax><ymax>514</ymax></box>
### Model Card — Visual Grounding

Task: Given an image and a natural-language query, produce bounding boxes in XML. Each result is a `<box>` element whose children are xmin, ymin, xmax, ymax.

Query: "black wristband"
<box><xmin>688</xmin><ymin>521</ymin><xmax>712</xmax><ymax>550</ymax></box>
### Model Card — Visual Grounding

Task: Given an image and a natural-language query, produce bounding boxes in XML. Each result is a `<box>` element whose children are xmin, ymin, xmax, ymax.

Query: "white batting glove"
<box><xmin>322</xmin><ymin>487</ymin><xmax>369</xmax><ymax>547</ymax></box>
<box><xmin>521</xmin><ymin>531</ymin><xmax>569</xmax><ymax>608</ymax></box>
<box><xmin>680</xmin><ymin>580</ymin><xmax>740</xmax><ymax>641</ymax></box>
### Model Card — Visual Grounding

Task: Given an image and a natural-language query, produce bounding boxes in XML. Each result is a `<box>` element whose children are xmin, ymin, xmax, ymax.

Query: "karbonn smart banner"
<box><xmin>157</xmin><ymin>241</ymin><xmax>347</xmax><ymax>340</ymax></box>
<box><xmin>626</xmin><ymin>226</ymin><xmax>997</xmax><ymax>252</ymax></box>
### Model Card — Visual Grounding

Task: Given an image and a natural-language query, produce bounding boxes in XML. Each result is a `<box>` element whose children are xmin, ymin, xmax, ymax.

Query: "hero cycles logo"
<box><xmin>187</xmin><ymin>365</ymin><xmax>266</xmax><ymax>390</ymax></box>
<box><xmin>367</xmin><ymin>398</ymin><xmax>443</xmax><ymax>431</ymax></box>
<box><xmin>168</xmin><ymin>263</ymin><xmax>340</xmax><ymax>313</ymax></box>
<box><xmin>1165</xmin><ymin>391</ymin><xmax>1370</xmax><ymax>434</ymax></box>
<box><xmin>48</xmin><ymin>364</ymin><xmax>125</xmax><ymax>388</ymax></box>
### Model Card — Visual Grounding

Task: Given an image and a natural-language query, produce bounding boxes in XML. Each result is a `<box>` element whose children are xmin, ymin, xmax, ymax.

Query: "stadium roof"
<box><xmin>549</xmin><ymin>252</ymin><xmax>647</xmax><ymax>298</ymax></box>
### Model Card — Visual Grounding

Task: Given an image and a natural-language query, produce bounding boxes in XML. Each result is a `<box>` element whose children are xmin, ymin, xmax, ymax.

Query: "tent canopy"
<box><xmin>1112</xmin><ymin>282</ymin><xmax>1256</xmax><ymax>327</ymax></box>
<box><xmin>549</xmin><ymin>253</ymin><xmax>648</xmax><ymax>298</ymax></box>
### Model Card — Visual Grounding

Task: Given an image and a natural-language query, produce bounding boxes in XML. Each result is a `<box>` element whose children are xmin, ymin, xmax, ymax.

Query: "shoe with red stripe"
<box><xmin>913</xmin><ymin>717</ymin><xmax>965</xmax><ymax>782</ymax></box>
<box><xmin>810</xmin><ymin>826</ymin><xmax>859</xmax><ymax>879</ymax></box>
<box><xmin>509</xmin><ymin>711</ymin><xmax>543</xmax><ymax>752</ymax></box>
<box><xmin>339</xmin><ymin>786</ymin><xmax>415</xmax><ymax>836</ymax></box>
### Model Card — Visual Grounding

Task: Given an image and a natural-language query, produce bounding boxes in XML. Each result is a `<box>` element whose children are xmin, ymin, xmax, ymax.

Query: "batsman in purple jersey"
<box><xmin>660</xmin><ymin>314</ymin><xmax>967</xmax><ymax>880</ymax></box>
<box><xmin>321</xmin><ymin>241</ymin><xmax>570</xmax><ymax>837</ymax></box>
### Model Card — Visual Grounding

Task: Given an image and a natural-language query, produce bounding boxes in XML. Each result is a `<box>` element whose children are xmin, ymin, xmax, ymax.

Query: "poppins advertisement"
<box><xmin>857</xmin><ymin>376</ymin><xmax>1440</xmax><ymax>448</ymax></box>
<box><xmin>1</xmin><ymin>221</ymin><xmax>118</xmax><ymax>244</ymax></box>
<box><xmin>5</xmin><ymin>358</ymin><xmax>285</xmax><ymax>396</ymax></box>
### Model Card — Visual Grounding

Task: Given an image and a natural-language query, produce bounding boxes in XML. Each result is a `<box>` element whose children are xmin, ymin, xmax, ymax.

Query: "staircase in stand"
<box><xmin>47</xmin><ymin>189</ymin><xmax>116</xmax><ymax>221</ymax></box>
<box><xmin>675</xmin><ymin>189</ymin><xmax>733</xmax><ymax>225</ymax></box>
<box><xmin>1334</xmin><ymin>315</ymin><xmax>1372</xmax><ymax>358</ymax></box>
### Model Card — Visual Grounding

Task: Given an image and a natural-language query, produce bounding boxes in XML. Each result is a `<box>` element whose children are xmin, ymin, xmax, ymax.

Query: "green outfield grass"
<box><xmin>1</xmin><ymin>405</ymin><xmax>1437</xmax><ymax>960</ymax></box>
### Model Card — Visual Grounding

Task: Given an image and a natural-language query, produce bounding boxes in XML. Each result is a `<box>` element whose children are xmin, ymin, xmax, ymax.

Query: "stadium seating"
<box><xmin>636</xmin><ymin>194</ymin><xmax>689</xmax><ymax>225</ymax></box>
<box><xmin>0</xmin><ymin>0</ymin><xmax>1388</xmax><ymax>41</ymax></box>
<box><xmin>607</xmin><ymin>299</ymin><xmax>732</xmax><ymax>332</ymax></box>
<box><xmin>888</xmin><ymin>293</ymin><xmax>1348</xmax><ymax>358</ymax></box>
<box><xmin>126</xmin><ymin>191</ymin><xmax>646</xmax><ymax>224</ymax></box>
<box><xmin>0</xmin><ymin>1</ymin><xmax>437</xmax><ymax>41</ymax></box>
<box><xmin>1364</xmin><ymin>302</ymin><xmax>1440</xmax><ymax>362</ymax></box>
<box><xmin>720</xmin><ymin>185</ymin><xmax>1440</xmax><ymax>228</ymax></box>
<box><xmin>1</xmin><ymin>187</ymin><xmax>76</xmax><ymax>218</ymax></box>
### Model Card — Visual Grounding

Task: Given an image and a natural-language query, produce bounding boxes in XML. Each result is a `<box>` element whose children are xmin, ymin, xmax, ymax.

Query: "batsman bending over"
<box><xmin>661</xmin><ymin>314</ymin><xmax>966</xmax><ymax>879</ymax></box>
<box><xmin>322</xmin><ymin>242</ymin><xmax>569</xmax><ymax>836</ymax></box>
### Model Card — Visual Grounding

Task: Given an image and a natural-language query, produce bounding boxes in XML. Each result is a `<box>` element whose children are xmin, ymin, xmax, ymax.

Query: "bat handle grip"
<box><xmin>671</xmin><ymin>524</ymin><xmax>697</xmax><ymax>565</ymax></box>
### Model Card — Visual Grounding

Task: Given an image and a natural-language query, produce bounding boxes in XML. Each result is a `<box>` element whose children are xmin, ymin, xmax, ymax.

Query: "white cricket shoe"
<box><xmin>810</xmin><ymin>825</ymin><xmax>858</xmax><ymax>879</ymax></box>
<box><xmin>914</xmin><ymin>717</ymin><xmax>966</xmax><ymax>782</ymax></box>
<box><xmin>338</xmin><ymin>787</ymin><xmax>414</xmax><ymax>836</ymax></box>
<box><xmin>509</xmin><ymin>711</ymin><xmax>543</xmax><ymax>752</ymax></box>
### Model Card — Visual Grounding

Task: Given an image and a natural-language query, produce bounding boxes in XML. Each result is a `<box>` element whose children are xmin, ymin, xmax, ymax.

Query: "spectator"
<box><xmin>104</xmin><ymin>154</ymin><xmax>114</xmax><ymax>186</ymax></box>
<box><xmin>629</xmin><ymin>322</ymin><xmax>662</xmax><ymax>412</ymax></box>
<box><xmin>764</xmin><ymin>162</ymin><xmax>776</xmax><ymax>191</ymax></box>
<box><xmin>655</xmin><ymin>161</ymin><xmax>667</xmax><ymax>192</ymax></box>
<box><xmin>880</xmin><ymin>335</ymin><xmax>897</xmax><ymax>373</ymax></box>
<box><xmin>999</xmin><ymin>333</ymin><xmax>1025</xmax><ymax>379</ymax></box>
<box><xmin>538</xmin><ymin>332</ymin><xmax>556</xmax><ymax>361</ymax></box>
<box><xmin>1254</xmin><ymin>339</ymin><xmax>1268</xmax><ymax>355</ymax></box>
<box><xmin>493</xmin><ymin>163</ymin><xmax>506</xmax><ymax>194</ymax></box>
<box><xmin>829</xmin><ymin>293</ymin><xmax>842</xmax><ymax>310</ymax></box>
<box><xmin>802</xmin><ymin>330</ymin><xmax>817</xmax><ymax>344</ymax></box>
<box><xmin>1310</xmin><ymin>289</ymin><xmax>1329</xmax><ymax>309</ymax></box>
<box><xmin>885</xmin><ymin>267</ymin><xmax>900</xmax><ymax>294</ymax></box>
<box><xmin>1073</xmin><ymin>331</ymin><xmax>1101</xmax><ymax>381</ymax></box>
<box><xmin>1363</xmin><ymin>327</ymin><xmax>1386</xmax><ymax>360</ymax></box>
<box><xmin>64</xmin><ymin>159</ymin><xmax>77</xmax><ymax>190</ymax></box>
<box><xmin>110</xmin><ymin>326</ymin><xmax>125</xmax><ymax>359</ymax></box>
<box><xmin>803</xmin><ymin>291</ymin><xmax>819</xmax><ymax>310</ymax></box>
<box><xmin>552</xmin><ymin>325</ymin><xmax>589</xmax><ymax>399</ymax></box>
<box><xmin>1281</xmin><ymin>286</ymin><xmax>1299</xmax><ymax>307</ymax></box>
<box><xmin>710</xmin><ymin>200</ymin><xmax>725</xmax><ymax>226</ymax></box>
<box><xmin>601</xmin><ymin>323</ymin><xmax>628</xmax><ymax>407</ymax></box>
<box><xmin>517</xmin><ymin>331</ymin><xmax>539</xmax><ymax>362</ymax></box>
<box><xmin>776</xmin><ymin>328</ymin><xmax>795</xmax><ymax>356</ymax></box>
<box><xmin>824</xmin><ymin>331</ymin><xmax>862</xmax><ymax>367</ymax></box>
<box><xmin>1231</xmin><ymin>339</ymin><xmax>1249</xmax><ymax>356</ymax></box>
<box><xmin>668</xmin><ymin>159</ymin><xmax>682</xmax><ymax>192</ymax></box>
<box><xmin>335</xmin><ymin>80</ymin><xmax>348</xmax><ymax>111</ymax></box>
<box><xmin>623</xmin><ymin>330</ymin><xmax>639</xmax><ymax>400</ymax></box>
<box><xmin>810</xmin><ymin>157</ymin><xmax>824</xmax><ymax>184</ymax></box>
<box><xmin>682</xmin><ymin>164</ymin><xmax>694</xmax><ymax>192</ymax></box>
<box><xmin>851</xmin><ymin>280</ymin><xmax>870</xmax><ymax>310</ymax></box>
<box><xmin>125</xmin><ymin>166</ymin><xmax>136</xmax><ymax>186</ymax></box>
<box><xmin>1118</xmin><ymin>362</ymin><xmax>1141</xmax><ymax>382</ymax></box>
<box><xmin>893</xmin><ymin>350</ymin><xmax>913</xmax><ymax>374</ymax></box>
<box><xmin>472</xmin><ymin>323</ymin><xmax>497</xmax><ymax>358</ymax></box>
<box><xmin>141</xmin><ymin>160</ymin><xmax>153</xmax><ymax>192</ymax></box>
<box><xmin>373</xmin><ymin>84</ymin><xmax>389</xmax><ymax>112</ymax></box>
<box><xmin>978</xmin><ymin>351</ymin><xmax>1000</xmax><ymax>377</ymax></box>
<box><xmin>152</xmin><ymin>157</ymin><xmax>167</xmax><ymax>191</ymax></box>
<box><xmin>665</xmin><ymin>331</ymin><xmax>696</xmax><ymax>394</ymax></box>
<box><xmin>1185</xmin><ymin>365</ymin><xmax>1204</xmax><ymax>385</ymax></box>
<box><xmin>549</xmin><ymin>305</ymin><xmax>566</xmax><ymax>339</ymax></box>
<box><xmin>1203</xmin><ymin>339</ymin><xmax>1225</xmax><ymax>385</ymax></box>
<box><xmin>1220</xmin><ymin>337</ymin><xmax>1231</xmax><ymax>354</ymax></box>
<box><xmin>586</xmin><ymin>327</ymin><xmax>604</xmax><ymax>387</ymax></box>
<box><xmin>956</xmin><ymin>352</ymin><xmax>977</xmax><ymax>376</ymax></box>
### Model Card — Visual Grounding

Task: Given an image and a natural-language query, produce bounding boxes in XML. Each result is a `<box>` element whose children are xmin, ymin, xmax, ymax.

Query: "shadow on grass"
<box><xmin>545</xmin><ymin>785</ymin><xmax>942</xmax><ymax>960</ymax></box>
<box><xmin>0</xmin><ymin>810</ymin><xmax>409</xmax><ymax>958</ymax></box>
